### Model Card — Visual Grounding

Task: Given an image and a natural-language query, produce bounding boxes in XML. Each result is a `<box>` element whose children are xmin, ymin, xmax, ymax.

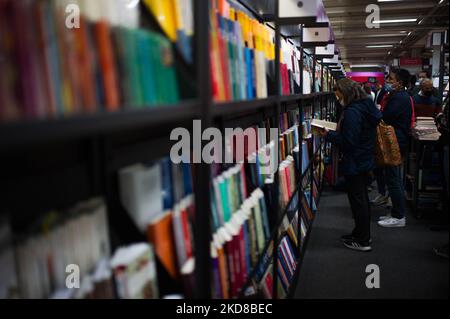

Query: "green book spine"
<box><xmin>253</xmin><ymin>204</ymin><xmax>265</xmax><ymax>253</ymax></box>
<box><xmin>219</xmin><ymin>179</ymin><xmax>231</xmax><ymax>223</ymax></box>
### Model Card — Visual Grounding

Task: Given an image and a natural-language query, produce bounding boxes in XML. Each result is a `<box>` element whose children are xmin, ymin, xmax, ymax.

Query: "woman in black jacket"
<box><xmin>321</xmin><ymin>79</ymin><xmax>382</xmax><ymax>251</ymax></box>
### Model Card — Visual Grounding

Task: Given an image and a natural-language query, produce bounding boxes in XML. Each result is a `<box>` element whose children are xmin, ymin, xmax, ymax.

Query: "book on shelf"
<box><xmin>119</xmin><ymin>157</ymin><xmax>195</xmax><ymax>297</ymax></box>
<box><xmin>276</xmin><ymin>235</ymin><xmax>297</xmax><ymax>298</ymax></box>
<box><xmin>210</xmin><ymin>175</ymin><xmax>271</xmax><ymax>299</ymax></box>
<box><xmin>301</xmin><ymin>141</ymin><xmax>310</xmax><ymax>175</ymax></box>
<box><xmin>119</xmin><ymin>158</ymin><xmax>193</xmax><ymax>232</ymax></box>
<box><xmin>6</xmin><ymin>197</ymin><xmax>111</xmax><ymax>299</ymax></box>
<box><xmin>259</xmin><ymin>263</ymin><xmax>274</xmax><ymax>299</ymax></box>
<box><xmin>0</xmin><ymin>0</ymin><xmax>181</xmax><ymax>123</ymax></box>
<box><xmin>142</xmin><ymin>0</ymin><xmax>194</xmax><ymax>64</ymax></box>
<box><xmin>279</xmin><ymin>156</ymin><xmax>297</xmax><ymax>209</ymax></box>
<box><xmin>209</xmin><ymin>0</ymin><xmax>275</xmax><ymax>102</ymax></box>
<box><xmin>110</xmin><ymin>242</ymin><xmax>159</xmax><ymax>299</ymax></box>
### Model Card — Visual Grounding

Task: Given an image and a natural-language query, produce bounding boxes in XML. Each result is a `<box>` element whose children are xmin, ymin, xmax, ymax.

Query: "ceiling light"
<box><xmin>372</xmin><ymin>18</ymin><xmax>417</xmax><ymax>23</ymax></box>
<box><xmin>351</xmin><ymin>64</ymin><xmax>383</xmax><ymax>68</ymax></box>
<box><xmin>439</xmin><ymin>0</ymin><xmax>444</xmax><ymax>4</ymax></box>
<box><xmin>377</xmin><ymin>0</ymin><xmax>402</xmax><ymax>2</ymax></box>
<box><xmin>366</xmin><ymin>44</ymin><xmax>394</xmax><ymax>48</ymax></box>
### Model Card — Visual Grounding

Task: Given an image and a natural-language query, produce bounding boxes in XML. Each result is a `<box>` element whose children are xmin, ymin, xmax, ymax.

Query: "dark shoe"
<box><xmin>341</xmin><ymin>234</ymin><xmax>372</xmax><ymax>244</ymax></box>
<box><xmin>343</xmin><ymin>239</ymin><xmax>372</xmax><ymax>252</ymax></box>
<box><xmin>434</xmin><ymin>245</ymin><xmax>449</xmax><ymax>259</ymax></box>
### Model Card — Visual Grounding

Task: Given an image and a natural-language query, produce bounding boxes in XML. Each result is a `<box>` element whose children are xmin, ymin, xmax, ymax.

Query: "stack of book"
<box><xmin>412</xmin><ymin>117</ymin><xmax>441</xmax><ymax>141</ymax></box>
<box><xmin>279</xmin><ymin>156</ymin><xmax>297</xmax><ymax>209</ymax></box>
<box><xmin>210</xmin><ymin>188</ymin><xmax>271</xmax><ymax>299</ymax></box>
<box><xmin>0</xmin><ymin>0</ymin><xmax>181</xmax><ymax>123</ymax></box>
<box><xmin>209</xmin><ymin>0</ymin><xmax>275</xmax><ymax>102</ymax></box>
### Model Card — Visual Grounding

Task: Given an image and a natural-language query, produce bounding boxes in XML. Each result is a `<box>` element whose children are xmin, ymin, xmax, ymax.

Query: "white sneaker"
<box><xmin>371</xmin><ymin>194</ymin><xmax>388</xmax><ymax>206</ymax></box>
<box><xmin>379</xmin><ymin>214</ymin><xmax>392</xmax><ymax>221</ymax></box>
<box><xmin>377</xmin><ymin>217</ymin><xmax>406</xmax><ymax>228</ymax></box>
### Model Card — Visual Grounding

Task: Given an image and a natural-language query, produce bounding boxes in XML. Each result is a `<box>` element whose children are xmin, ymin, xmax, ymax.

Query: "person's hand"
<box><xmin>319</xmin><ymin>128</ymin><xmax>329</xmax><ymax>137</ymax></box>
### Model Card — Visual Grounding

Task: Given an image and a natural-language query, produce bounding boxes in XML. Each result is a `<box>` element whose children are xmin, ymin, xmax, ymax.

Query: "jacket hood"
<box><xmin>348</xmin><ymin>98</ymin><xmax>382</xmax><ymax>127</ymax></box>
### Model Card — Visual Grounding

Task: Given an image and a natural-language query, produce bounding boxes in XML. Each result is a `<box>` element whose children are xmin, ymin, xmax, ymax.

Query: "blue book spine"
<box><xmin>181</xmin><ymin>162</ymin><xmax>193</xmax><ymax>196</ymax></box>
<box><xmin>44</xmin><ymin>2</ymin><xmax>63</xmax><ymax>115</ymax></box>
<box><xmin>245</xmin><ymin>48</ymin><xmax>254</xmax><ymax>99</ymax></box>
<box><xmin>250</xmin><ymin>49</ymin><xmax>257</xmax><ymax>98</ymax></box>
<box><xmin>160</xmin><ymin>158</ymin><xmax>174</xmax><ymax>210</ymax></box>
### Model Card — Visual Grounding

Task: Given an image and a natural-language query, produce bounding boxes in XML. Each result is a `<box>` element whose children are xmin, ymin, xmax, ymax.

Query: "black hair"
<box><xmin>391</xmin><ymin>68</ymin><xmax>411</xmax><ymax>88</ymax></box>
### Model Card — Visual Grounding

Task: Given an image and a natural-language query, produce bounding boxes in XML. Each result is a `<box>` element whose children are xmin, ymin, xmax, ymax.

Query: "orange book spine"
<box><xmin>94</xmin><ymin>21</ymin><xmax>120</xmax><ymax>112</ymax></box>
<box><xmin>147</xmin><ymin>214</ymin><xmax>179</xmax><ymax>279</ymax></box>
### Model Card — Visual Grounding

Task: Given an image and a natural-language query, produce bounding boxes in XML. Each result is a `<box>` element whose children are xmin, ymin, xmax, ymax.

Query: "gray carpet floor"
<box><xmin>294</xmin><ymin>188</ymin><xmax>449</xmax><ymax>299</ymax></box>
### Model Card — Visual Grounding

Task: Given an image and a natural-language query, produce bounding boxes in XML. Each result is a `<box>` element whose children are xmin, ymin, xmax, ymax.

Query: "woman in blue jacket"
<box><xmin>377</xmin><ymin>69</ymin><xmax>413</xmax><ymax>228</ymax></box>
<box><xmin>321</xmin><ymin>79</ymin><xmax>382</xmax><ymax>251</ymax></box>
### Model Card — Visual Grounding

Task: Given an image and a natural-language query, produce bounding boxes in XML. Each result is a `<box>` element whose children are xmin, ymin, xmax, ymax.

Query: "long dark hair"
<box><xmin>333</xmin><ymin>78</ymin><xmax>368</xmax><ymax>106</ymax></box>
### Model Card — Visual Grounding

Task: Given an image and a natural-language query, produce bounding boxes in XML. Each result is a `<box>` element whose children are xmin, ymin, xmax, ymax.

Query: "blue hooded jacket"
<box><xmin>326</xmin><ymin>98</ymin><xmax>382</xmax><ymax>176</ymax></box>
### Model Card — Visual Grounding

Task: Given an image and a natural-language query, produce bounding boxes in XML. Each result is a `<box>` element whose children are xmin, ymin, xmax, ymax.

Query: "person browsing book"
<box><xmin>320</xmin><ymin>78</ymin><xmax>382</xmax><ymax>252</ymax></box>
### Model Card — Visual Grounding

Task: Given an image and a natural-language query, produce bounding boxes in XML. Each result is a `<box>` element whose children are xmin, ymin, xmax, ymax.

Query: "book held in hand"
<box><xmin>311</xmin><ymin>119</ymin><xmax>337</xmax><ymax>135</ymax></box>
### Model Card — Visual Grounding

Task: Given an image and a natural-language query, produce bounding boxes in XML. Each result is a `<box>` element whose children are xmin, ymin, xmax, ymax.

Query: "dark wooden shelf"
<box><xmin>0</xmin><ymin>100</ymin><xmax>200</xmax><ymax>149</ymax></box>
<box><xmin>212</xmin><ymin>97</ymin><xmax>277</xmax><ymax>117</ymax></box>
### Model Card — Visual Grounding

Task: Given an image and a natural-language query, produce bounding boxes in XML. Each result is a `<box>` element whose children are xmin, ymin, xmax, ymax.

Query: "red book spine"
<box><xmin>181</xmin><ymin>208</ymin><xmax>193</xmax><ymax>259</ymax></box>
<box><xmin>238</xmin><ymin>226</ymin><xmax>247</xmax><ymax>287</ymax></box>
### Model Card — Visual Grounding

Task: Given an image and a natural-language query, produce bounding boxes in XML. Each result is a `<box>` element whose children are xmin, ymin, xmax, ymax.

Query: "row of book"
<box><xmin>280</xmin><ymin>126</ymin><xmax>299</xmax><ymax>162</ymax></box>
<box><xmin>119</xmin><ymin>158</ymin><xmax>196</xmax><ymax>297</ymax></box>
<box><xmin>257</xmin><ymin>205</ymin><xmax>311</xmax><ymax>299</ymax></box>
<box><xmin>209</xmin><ymin>0</ymin><xmax>275</xmax><ymax>102</ymax></box>
<box><xmin>0</xmin><ymin>198</ymin><xmax>110</xmax><ymax>299</ymax></box>
<box><xmin>0</xmin><ymin>0</ymin><xmax>180</xmax><ymax>122</ymax></box>
<box><xmin>279</xmin><ymin>156</ymin><xmax>297</xmax><ymax>209</ymax></box>
<box><xmin>210</xmin><ymin>188</ymin><xmax>271</xmax><ymax>299</ymax></box>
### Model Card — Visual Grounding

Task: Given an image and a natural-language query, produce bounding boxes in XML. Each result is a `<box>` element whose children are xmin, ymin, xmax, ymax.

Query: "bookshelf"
<box><xmin>0</xmin><ymin>0</ymin><xmax>338</xmax><ymax>299</ymax></box>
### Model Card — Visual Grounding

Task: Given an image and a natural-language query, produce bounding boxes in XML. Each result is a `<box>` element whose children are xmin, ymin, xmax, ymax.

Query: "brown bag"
<box><xmin>375</xmin><ymin>120</ymin><xmax>402</xmax><ymax>166</ymax></box>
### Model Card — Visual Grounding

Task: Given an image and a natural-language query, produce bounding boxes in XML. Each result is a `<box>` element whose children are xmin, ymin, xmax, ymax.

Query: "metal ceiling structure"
<box><xmin>323</xmin><ymin>0</ymin><xmax>449</xmax><ymax>71</ymax></box>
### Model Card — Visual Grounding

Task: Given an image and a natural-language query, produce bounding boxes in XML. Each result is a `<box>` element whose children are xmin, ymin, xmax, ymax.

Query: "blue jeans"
<box><xmin>373</xmin><ymin>167</ymin><xmax>386</xmax><ymax>196</ymax></box>
<box><xmin>385</xmin><ymin>165</ymin><xmax>406</xmax><ymax>219</ymax></box>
